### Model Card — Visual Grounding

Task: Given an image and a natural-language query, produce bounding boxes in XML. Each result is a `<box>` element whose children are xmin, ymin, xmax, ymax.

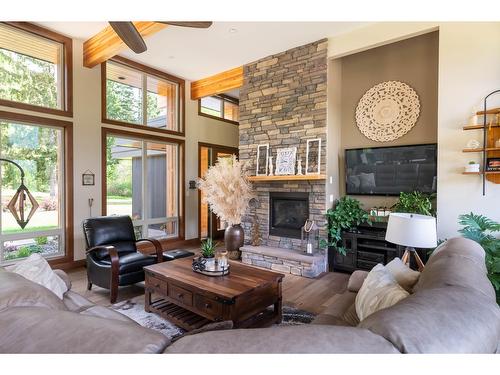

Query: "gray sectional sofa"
<box><xmin>0</xmin><ymin>237</ymin><xmax>499</xmax><ymax>353</ymax></box>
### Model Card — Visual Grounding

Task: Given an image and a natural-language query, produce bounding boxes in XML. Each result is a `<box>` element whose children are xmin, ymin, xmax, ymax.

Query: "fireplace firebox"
<box><xmin>269</xmin><ymin>192</ymin><xmax>309</xmax><ymax>239</ymax></box>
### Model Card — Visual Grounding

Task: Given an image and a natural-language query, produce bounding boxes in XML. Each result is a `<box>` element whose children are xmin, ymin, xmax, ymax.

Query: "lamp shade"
<box><xmin>385</xmin><ymin>213</ymin><xmax>437</xmax><ymax>248</ymax></box>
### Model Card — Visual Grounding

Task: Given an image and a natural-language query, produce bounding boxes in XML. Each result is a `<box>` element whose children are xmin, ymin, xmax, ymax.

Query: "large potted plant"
<box><xmin>198</xmin><ymin>155</ymin><xmax>253</xmax><ymax>260</ymax></box>
<box><xmin>458</xmin><ymin>213</ymin><xmax>500</xmax><ymax>304</ymax></box>
<box><xmin>321</xmin><ymin>196</ymin><xmax>370</xmax><ymax>256</ymax></box>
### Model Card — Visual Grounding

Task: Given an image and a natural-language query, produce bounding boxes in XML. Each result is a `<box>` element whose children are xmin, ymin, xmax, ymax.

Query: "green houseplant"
<box><xmin>391</xmin><ymin>191</ymin><xmax>435</xmax><ymax>216</ymax></box>
<box><xmin>321</xmin><ymin>196</ymin><xmax>370</xmax><ymax>256</ymax></box>
<box><xmin>200</xmin><ymin>238</ymin><xmax>218</xmax><ymax>259</ymax></box>
<box><xmin>458</xmin><ymin>213</ymin><xmax>500</xmax><ymax>304</ymax></box>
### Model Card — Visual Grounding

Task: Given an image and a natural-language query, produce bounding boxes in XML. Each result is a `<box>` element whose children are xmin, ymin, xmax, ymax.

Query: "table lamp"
<box><xmin>385</xmin><ymin>213</ymin><xmax>437</xmax><ymax>271</ymax></box>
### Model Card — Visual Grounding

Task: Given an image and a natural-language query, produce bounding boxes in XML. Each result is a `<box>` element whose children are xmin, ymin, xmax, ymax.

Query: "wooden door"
<box><xmin>198</xmin><ymin>143</ymin><xmax>239</xmax><ymax>240</ymax></box>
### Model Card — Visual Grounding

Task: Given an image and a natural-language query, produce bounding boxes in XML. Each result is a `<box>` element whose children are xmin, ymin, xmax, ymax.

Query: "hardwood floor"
<box><xmin>67</xmin><ymin>247</ymin><xmax>349</xmax><ymax>316</ymax></box>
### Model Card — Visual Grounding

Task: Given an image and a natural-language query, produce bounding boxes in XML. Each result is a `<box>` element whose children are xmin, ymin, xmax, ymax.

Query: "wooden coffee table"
<box><xmin>144</xmin><ymin>257</ymin><xmax>284</xmax><ymax>331</ymax></box>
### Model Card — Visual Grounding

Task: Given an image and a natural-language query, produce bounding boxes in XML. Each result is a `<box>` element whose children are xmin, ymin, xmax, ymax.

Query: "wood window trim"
<box><xmin>198</xmin><ymin>94</ymin><xmax>239</xmax><ymax>126</ymax></box>
<box><xmin>101</xmin><ymin>56</ymin><xmax>186</xmax><ymax>137</ymax></box>
<box><xmin>197</xmin><ymin>142</ymin><xmax>239</xmax><ymax>240</ymax></box>
<box><xmin>0</xmin><ymin>110</ymin><xmax>74</xmax><ymax>267</ymax></box>
<box><xmin>0</xmin><ymin>22</ymin><xmax>73</xmax><ymax>118</ymax></box>
<box><xmin>101</xmin><ymin>127</ymin><xmax>186</xmax><ymax>247</ymax></box>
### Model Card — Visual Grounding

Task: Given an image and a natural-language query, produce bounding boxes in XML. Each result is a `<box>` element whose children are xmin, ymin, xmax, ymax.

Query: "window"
<box><xmin>0</xmin><ymin>22</ymin><xmax>72</xmax><ymax>116</ymax></box>
<box><xmin>0</xmin><ymin>114</ymin><xmax>71</xmax><ymax>265</ymax></box>
<box><xmin>104</xmin><ymin>129</ymin><xmax>183</xmax><ymax>240</ymax></box>
<box><xmin>199</xmin><ymin>94</ymin><xmax>239</xmax><ymax>124</ymax></box>
<box><xmin>103</xmin><ymin>57</ymin><xmax>184</xmax><ymax>135</ymax></box>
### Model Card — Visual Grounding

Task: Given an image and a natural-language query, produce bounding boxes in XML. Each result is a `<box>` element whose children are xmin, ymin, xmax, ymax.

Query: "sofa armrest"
<box><xmin>53</xmin><ymin>269</ymin><xmax>72</xmax><ymax>291</ymax></box>
<box><xmin>347</xmin><ymin>270</ymin><xmax>369</xmax><ymax>292</ymax></box>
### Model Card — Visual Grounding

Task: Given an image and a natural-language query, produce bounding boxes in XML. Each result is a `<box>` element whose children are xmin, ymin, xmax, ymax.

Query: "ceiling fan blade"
<box><xmin>109</xmin><ymin>22</ymin><xmax>147</xmax><ymax>53</ymax></box>
<box><xmin>159</xmin><ymin>21</ymin><xmax>213</xmax><ymax>28</ymax></box>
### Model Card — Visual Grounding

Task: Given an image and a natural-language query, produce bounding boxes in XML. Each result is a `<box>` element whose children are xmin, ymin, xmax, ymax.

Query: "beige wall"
<box><xmin>0</xmin><ymin>38</ymin><xmax>239</xmax><ymax>262</ymax></box>
<box><xmin>328</xmin><ymin>22</ymin><xmax>500</xmax><ymax>239</ymax></box>
<box><xmin>337</xmin><ymin>32</ymin><xmax>439</xmax><ymax>209</ymax></box>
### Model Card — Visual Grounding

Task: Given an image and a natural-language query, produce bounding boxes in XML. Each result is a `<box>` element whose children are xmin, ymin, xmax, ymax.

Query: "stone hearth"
<box><xmin>238</xmin><ymin>39</ymin><xmax>329</xmax><ymax>277</ymax></box>
<box><xmin>241</xmin><ymin>246</ymin><xmax>326</xmax><ymax>278</ymax></box>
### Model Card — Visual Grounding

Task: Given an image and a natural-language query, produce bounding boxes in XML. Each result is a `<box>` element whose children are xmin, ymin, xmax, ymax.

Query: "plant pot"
<box><xmin>465</xmin><ymin>164</ymin><xmax>480</xmax><ymax>173</ymax></box>
<box><xmin>202</xmin><ymin>256</ymin><xmax>215</xmax><ymax>267</ymax></box>
<box><xmin>225</xmin><ymin>224</ymin><xmax>244</xmax><ymax>260</ymax></box>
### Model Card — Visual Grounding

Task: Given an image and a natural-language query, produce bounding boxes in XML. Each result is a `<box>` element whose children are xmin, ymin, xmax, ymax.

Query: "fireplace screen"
<box><xmin>269</xmin><ymin>192</ymin><xmax>309</xmax><ymax>239</ymax></box>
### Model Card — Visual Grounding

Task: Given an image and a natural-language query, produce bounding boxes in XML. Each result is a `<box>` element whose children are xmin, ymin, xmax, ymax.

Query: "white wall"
<box><xmin>328</xmin><ymin>22</ymin><xmax>500</xmax><ymax>239</ymax></box>
<box><xmin>0</xmin><ymin>38</ymin><xmax>239</xmax><ymax>262</ymax></box>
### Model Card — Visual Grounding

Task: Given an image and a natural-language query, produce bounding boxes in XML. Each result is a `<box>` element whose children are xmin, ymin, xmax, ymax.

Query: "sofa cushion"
<box><xmin>359</xmin><ymin>286</ymin><xmax>500</xmax><ymax>353</ymax></box>
<box><xmin>355</xmin><ymin>264</ymin><xmax>409</xmax><ymax>321</ymax></box>
<box><xmin>165</xmin><ymin>325</ymin><xmax>399</xmax><ymax>353</ymax></box>
<box><xmin>347</xmin><ymin>270</ymin><xmax>369</xmax><ymax>292</ymax></box>
<box><xmin>0</xmin><ymin>306</ymin><xmax>169</xmax><ymax>353</ymax></box>
<box><xmin>385</xmin><ymin>257</ymin><xmax>420</xmax><ymax>292</ymax></box>
<box><xmin>7</xmin><ymin>254</ymin><xmax>68</xmax><ymax>299</ymax></box>
<box><xmin>313</xmin><ymin>291</ymin><xmax>357</xmax><ymax>326</ymax></box>
<box><xmin>0</xmin><ymin>270</ymin><xmax>66</xmax><ymax>312</ymax></box>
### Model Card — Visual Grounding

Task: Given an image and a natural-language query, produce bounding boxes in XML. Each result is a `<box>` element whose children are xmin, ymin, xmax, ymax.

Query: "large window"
<box><xmin>0</xmin><ymin>114</ymin><xmax>71</xmax><ymax>265</ymax></box>
<box><xmin>104</xmin><ymin>129</ymin><xmax>183</xmax><ymax>240</ymax></box>
<box><xmin>103</xmin><ymin>57</ymin><xmax>184</xmax><ymax>135</ymax></box>
<box><xmin>0</xmin><ymin>22</ymin><xmax>72</xmax><ymax>116</ymax></box>
<box><xmin>199</xmin><ymin>94</ymin><xmax>239</xmax><ymax>124</ymax></box>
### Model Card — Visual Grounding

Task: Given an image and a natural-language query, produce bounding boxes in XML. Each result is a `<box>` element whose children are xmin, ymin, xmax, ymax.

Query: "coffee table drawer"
<box><xmin>146</xmin><ymin>274</ymin><xmax>168</xmax><ymax>295</ymax></box>
<box><xmin>169</xmin><ymin>283</ymin><xmax>193</xmax><ymax>307</ymax></box>
<box><xmin>194</xmin><ymin>294</ymin><xmax>223</xmax><ymax>320</ymax></box>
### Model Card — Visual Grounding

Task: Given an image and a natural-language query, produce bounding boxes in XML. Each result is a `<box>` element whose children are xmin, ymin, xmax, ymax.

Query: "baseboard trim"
<box><xmin>52</xmin><ymin>259</ymin><xmax>86</xmax><ymax>271</ymax></box>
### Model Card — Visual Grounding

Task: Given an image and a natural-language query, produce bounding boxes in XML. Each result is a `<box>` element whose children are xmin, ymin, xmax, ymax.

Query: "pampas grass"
<box><xmin>198</xmin><ymin>155</ymin><xmax>253</xmax><ymax>226</ymax></box>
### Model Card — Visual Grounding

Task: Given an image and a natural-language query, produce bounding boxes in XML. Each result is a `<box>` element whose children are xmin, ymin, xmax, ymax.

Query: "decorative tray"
<box><xmin>192</xmin><ymin>257</ymin><xmax>230</xmax><ymax>277</ymax></box>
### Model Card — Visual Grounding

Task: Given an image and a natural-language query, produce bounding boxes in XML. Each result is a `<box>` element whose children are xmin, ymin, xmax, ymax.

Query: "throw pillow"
<box><xmin>8</xmin><ymin>254</ymin><xmax>68</xmax><ymax>299</ymax></box>
<box><xmin>385</xmin><ymin>257</ymin><xmax>420</xmax><ymax>292</ymax></box>
<box><xmin>355</xmin><ymin>264</ymin><xmax>409</xmax><ymax>321</ymax></box>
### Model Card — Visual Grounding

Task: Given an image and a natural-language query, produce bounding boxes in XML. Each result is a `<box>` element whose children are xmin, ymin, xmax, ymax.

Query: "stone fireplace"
<box><xmin>269</xmin><ymin>192</ymin><xmax>309</xmax><ymax>239</ymax></box>
<box><xmin>238</xmin><ymin>39</ymin><xmax>328</xmax><ymax>278</ymax></box>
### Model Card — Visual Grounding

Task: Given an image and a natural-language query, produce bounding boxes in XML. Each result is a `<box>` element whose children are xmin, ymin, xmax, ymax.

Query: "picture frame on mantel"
<box><xmin>305</xmin><ymin>138</ymin><xmax>321</xmax><ymax>175</ymax></box>
<box><xmin>256</xmin><ymin>144</ymin><xmax>269</xmax><ymax>176</ymax></box>
<box><xmin>275</xmin><ymin>147</ymin><xmax>297</xmax><ymax>175</ymax></box>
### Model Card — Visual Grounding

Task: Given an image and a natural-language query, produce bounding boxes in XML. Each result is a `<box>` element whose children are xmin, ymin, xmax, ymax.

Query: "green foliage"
<box><xmin>35</xmin><ymin>236</ymin><xmax>48</xmax><ymax>245</ymax></box>
<box><xmin>321</xmin><ymin>196</ymin><xmax>370</xmax><ymax>255</ymax></box>
<box><xmin>4</xmin><ymin>244</ymin><xmax>43</xmax><ymax>261</ymax></box>
<box><xmin>391</xmin><ymin>191</ymin><xmax>435</xmax><ymax>216</ymax></box>
<box><xmin>200</xmin><ymin>238</ymin><xmax>218</xmax><ymax>258</ymax></box>
<box><xmin>458</xmin><ymin>213</ymin><xmax>500</xmax><ymax>304</ymax></box>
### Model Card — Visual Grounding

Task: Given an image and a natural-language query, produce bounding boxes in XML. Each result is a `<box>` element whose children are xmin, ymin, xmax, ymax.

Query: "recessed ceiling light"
<box><xmin>228</xmin><ymin>28</ymin><xmax>238</xmax><ymax>33</ymax></box>
<box><xmin>118</xmin><ymin>76</ymin><xmax>126</xmax><ymax>80</ymax></box>
<box><xmin>168</xmin><ymin>55</ymin><xmax>175</xmax><ymax>59</ymax></box>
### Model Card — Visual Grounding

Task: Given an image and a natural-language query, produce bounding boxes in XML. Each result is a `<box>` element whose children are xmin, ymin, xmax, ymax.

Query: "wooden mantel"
<box><xmin>247</xmin><ymin>174</ymin><xmax>326</xmax><ymax>182</ymax></box>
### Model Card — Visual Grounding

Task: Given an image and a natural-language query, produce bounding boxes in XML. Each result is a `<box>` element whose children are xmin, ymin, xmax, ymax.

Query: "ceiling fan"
<box><xmin>109</xmin><ymin>21</ymin><xmax>213</xmax><ymax>54</ymax></box>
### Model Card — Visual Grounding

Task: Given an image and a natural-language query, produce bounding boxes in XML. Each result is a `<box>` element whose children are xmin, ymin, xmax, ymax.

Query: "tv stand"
<box><xmin>330</xmin><ymin>222</ymin><xmax>426</xmax><ymax>273</ymax></box>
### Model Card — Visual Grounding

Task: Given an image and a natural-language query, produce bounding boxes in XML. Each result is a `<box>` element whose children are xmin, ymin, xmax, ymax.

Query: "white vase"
<box><xmin>465</xmin><ymin>164</ymin><xmax>480</xmax><ymax>173</ymax></box>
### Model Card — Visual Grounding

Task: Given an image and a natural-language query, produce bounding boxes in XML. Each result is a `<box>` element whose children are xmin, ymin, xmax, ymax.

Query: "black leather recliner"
<box><xmin>83</xmin><ymin>215</ymin><xmax>164</xmax><ymax>303</ymax></box>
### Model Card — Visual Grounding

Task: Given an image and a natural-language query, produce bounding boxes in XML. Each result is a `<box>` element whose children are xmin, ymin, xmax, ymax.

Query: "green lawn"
<box><xmin>2</xmin><ymin>225</ymin><xmax>57</xmax><ymax>235</ymax></box>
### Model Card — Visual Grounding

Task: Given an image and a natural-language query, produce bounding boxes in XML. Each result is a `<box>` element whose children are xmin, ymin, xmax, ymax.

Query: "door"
<box><xmin>198</xmin><ymin>143</ymin><xmax>239</xmax><ymax>240</ymax></box>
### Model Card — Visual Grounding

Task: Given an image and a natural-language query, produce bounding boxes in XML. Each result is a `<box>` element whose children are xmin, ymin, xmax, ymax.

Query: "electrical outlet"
<box><xmin>329</xmin><ymin>176</ymin><xmax>333</xmax><ymax>184</ymax></box>
<box><xmin>329</xmin><ymin>194</ymin><xmax>334</xmax><ymax>203</ymax></box>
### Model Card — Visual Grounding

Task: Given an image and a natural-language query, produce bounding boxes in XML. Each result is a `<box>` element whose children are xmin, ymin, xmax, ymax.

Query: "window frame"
<box><xmin>101</xmin><ymin>127</ymin><xmax>185</xmax><ymax>244</ymax></box>
<box><xmin>0</xmin><ymin>22</ymin><xmax>73</xmax><ymax>118</ymax></box>
<box><xmin>198</xmin><ymin>94</ymin><xmax>239</xmax><ymax>125</ymax></box>
<box><xmin>0</xmin><ymin>110</ymin><xmax>74</xmax><ymax>267</ymax></box>
<box><xmin>101</xmin><ymin>56</ymin><xmax>185</xmax><ymax>136</ymax></box>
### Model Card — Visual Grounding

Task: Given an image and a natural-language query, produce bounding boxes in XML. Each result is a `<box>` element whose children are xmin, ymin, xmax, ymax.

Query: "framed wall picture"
<box><xmin>256</xmin><ymin>144</ymin><xmax>269</xmax><ymax>176</ymax></box>
<box><xmin>305</xmin><ymin>138</ymin><xmax>321</xmax><ymax>175</ymax></box>
<box><xmin>275</xmin><ymin>147</ymin><xmax>297</xmax><ymax>175</ymax></box>
<box><xmin>82</xmin><ymin>170</ymin><xmax>95</xmax><ymax>186</ymax></box>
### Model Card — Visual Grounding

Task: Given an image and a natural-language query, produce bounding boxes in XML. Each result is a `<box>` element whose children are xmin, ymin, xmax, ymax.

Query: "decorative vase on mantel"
<box><xmin>225</xmin><ymin>224</ymin><xmax>245</xmax><ymax>260</ymax></box>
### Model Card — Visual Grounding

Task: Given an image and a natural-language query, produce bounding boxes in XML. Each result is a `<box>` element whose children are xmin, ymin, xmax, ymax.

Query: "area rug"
<box><xmin>112</xmin><ymin>296</ymin><xmax>315</xmax><ymax>340</ymax></box>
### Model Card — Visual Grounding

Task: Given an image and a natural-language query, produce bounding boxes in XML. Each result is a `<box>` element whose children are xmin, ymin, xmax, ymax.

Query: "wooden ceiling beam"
<box><xmin>83</xmin><ymin>22</ymin><xmax>166</xmax><ymax>68</ymax></box>
<box><xmin>190</xmin><ymin>66</ymin><xmax>243</xmax><ymax>100</ymax></box>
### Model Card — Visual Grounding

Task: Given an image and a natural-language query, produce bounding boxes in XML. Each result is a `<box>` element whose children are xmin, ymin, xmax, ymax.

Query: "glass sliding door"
<box><xmin>105</xmin><ymin>133</ymin><xmax>180</xmax><ymax>240</ymax></box>
<box><xmin>0</xmin><ymin>120</ymin><xmax>65</xmax><ymax>264</ymax></box>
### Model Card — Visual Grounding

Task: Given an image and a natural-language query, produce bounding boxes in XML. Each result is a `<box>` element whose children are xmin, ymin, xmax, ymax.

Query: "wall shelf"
<box><xmin>248</xmin><ymin>174</ymin><xmax>326</xmax><ymax>182</ymax></box>
<box><xmin>463</xmin><ymin>124</ymin><xmax>500</xmax><ymax>131</ymax></box>
<box><xmin>462</xmin><ymin>171</ymin><xmax>500</xmax><ymax>175</ymax></box>
<box><xmin>463</xmin><ymin>147</ymin><xmax>500</xmax><ymax>153</ymax></box>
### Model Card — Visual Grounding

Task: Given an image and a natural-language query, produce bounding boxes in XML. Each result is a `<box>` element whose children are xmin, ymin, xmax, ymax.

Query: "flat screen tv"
<box><xmin>345</xmin><ymin>144</ymin><xmax>437</xmax><ymax>196</ymax></box>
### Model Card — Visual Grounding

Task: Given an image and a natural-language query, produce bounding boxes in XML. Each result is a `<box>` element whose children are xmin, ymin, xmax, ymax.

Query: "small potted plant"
<box><xmin>200</xmin><ymin>238</ymin><xmax>218</xmax><ymax>266</ymax></box>
<box><xmin>465</xmin><ymin>160</ymin><xmax>480</xmax><ymax>173</ymax></box>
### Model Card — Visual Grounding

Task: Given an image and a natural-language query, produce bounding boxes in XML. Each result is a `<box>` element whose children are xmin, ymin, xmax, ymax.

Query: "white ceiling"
<box><xmin>38</xmin><ymin>22</ymin><xmax>369</xmax><ymax>81</ymax></box>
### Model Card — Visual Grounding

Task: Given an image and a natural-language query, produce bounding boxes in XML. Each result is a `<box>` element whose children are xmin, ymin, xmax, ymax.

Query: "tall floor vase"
<box><xmin>225</xmin><ymin>224</ymin><xmax>244</xmax><ymax>260</ymax></box>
